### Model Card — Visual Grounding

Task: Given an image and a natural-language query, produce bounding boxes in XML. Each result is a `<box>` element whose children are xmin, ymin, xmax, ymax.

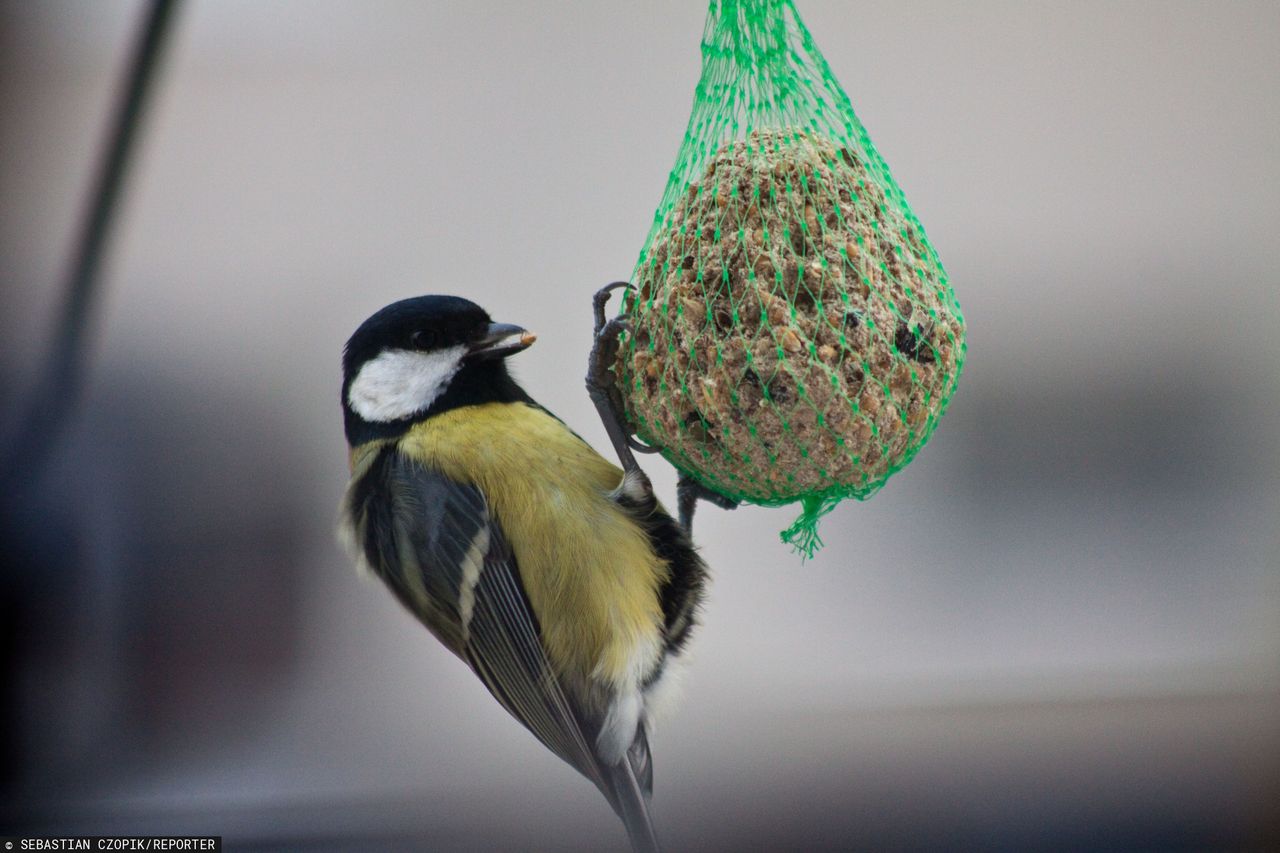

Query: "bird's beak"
<box><xmin>468</xmin><ymin>322</ymin><xmax>537</xmax><ymax>360</ymax></box>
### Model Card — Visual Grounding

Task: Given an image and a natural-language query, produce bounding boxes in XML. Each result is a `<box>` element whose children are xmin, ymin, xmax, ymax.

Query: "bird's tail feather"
<box><xmin>604</xmin><ymin>752</ymin><xmax>660</xmax><ymax>853</ymax></box>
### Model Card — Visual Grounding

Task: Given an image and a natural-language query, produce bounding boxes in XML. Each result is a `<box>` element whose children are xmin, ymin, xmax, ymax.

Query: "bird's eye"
<box><xmin>411</xmin><ymin>330</ymin><xmax>437</xmax><ymax>349</ymax></box>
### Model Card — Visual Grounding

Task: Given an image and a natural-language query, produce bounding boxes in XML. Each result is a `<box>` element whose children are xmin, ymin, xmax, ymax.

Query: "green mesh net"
<box><xmin>616</xmin><ymin>0</ymin><xmax>966</xmax><ymax>554</ymax></box>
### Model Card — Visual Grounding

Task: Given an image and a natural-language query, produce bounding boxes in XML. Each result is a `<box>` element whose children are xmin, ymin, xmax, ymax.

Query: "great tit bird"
<box><xmin>339</xmin><ymin>294</ymin><xmax>707</xmax><ymax>853</ymax></box>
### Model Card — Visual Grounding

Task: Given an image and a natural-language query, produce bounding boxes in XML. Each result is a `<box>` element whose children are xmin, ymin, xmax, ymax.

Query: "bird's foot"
<box><xmin>676</xmin><ymin>472</ymin><xmax>740</xmax><ymax>535</ymax></box>
<box><xmin>586</xmin><ymin>283</ymin><xmax>658</xmax><ymax>479</ymax></box>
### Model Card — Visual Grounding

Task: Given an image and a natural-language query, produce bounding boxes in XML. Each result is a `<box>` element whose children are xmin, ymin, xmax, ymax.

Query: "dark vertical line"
<box><xmin>2</xmin><ymin>0</ymin><xmax>182</xmax><ymax>486</ymax></box>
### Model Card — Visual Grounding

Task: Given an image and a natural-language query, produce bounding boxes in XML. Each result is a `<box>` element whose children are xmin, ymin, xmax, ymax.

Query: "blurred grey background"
<box><xmin>2</xmin><ymin>1</ymin><xmax>1277</xmax><ymax>849</ymax></box>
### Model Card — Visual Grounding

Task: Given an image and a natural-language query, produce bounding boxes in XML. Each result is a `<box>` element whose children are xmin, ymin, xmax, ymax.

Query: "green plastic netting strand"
<box><xmin>617</xmin><ymin>0</ymin><xmax>966</xmax><ymax>556</ymax></box>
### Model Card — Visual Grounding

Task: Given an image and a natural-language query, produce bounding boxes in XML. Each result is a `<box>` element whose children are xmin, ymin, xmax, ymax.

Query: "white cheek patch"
<box><xmin>347</xmin><ymin>345</ymin><xmax>467</xmax><ymax>422</ymax></box>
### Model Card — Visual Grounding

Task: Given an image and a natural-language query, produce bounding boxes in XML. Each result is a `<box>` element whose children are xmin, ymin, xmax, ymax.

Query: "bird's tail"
<box><xmin>598</xmin><ymin>728</ymin><xmax>659</xmax><ymax>853</ymax></box>
<box><xmin>604</xmin><ymin>753</ymin><xmax>659</xmax><ymax>853</ymax></box>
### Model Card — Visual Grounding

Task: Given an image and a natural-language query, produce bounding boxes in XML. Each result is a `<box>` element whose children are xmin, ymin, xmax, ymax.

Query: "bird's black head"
<box><xmin>341</xmin><ymin>295</ymin><xmax>536</xmax><ymax>445</ymax></box>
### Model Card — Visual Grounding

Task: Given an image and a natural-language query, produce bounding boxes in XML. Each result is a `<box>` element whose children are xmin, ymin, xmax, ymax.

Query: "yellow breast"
<box><xmin>399</xmin><ymin>403</ymin><xmax>668</xmax><ymax>689</ymax></box>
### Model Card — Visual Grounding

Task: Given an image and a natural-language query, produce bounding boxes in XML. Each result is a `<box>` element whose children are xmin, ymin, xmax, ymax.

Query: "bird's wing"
<box><xmin>347</xmin><ymin>446</ymin><xmax>611</xmax><ymax>794</ymax></box>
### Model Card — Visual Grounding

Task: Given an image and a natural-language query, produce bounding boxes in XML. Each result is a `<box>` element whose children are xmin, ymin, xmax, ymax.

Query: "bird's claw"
<box><xmin>677</xmin><ymin>473</ymin><xmax>740</xmax><ymax>535</ymax></box>
<box><xmin>593</xmin><ymin>281</ymin><xmax>635</xmax><ymax>336</ymax></box>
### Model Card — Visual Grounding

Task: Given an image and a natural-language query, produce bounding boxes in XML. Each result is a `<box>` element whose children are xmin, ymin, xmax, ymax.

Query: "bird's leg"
<box><xmin>589</xmin><ymin>282</ymin><xmax>741</xmax><ymax>534</ymax></box>
<box><xmin>587</xmin><ymin>283</ymin><xmax>656</xmax><ymax>480</ymax></box>
<box><xmin>587</xmin><ymin>315</ymin><xmax>642</xmax><ymax>475</ymax></box>
<box><xmin>591</xmin><ymin>286</ymin><xmax>659</xmax><ymax>456</ymax></box>
<box><xmin>676</xmin><ymin>472</ymin><xmax>741</xmax><ymax>535</ymax></box>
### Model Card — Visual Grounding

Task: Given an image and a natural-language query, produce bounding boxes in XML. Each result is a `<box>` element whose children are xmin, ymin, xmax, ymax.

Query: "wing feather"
<box><xmin>468</xmin><ymin>556</ymin><xmax>605</xmax><ymax>788</ymax></box>
<box><xmin>348</xmin><ymin>447</ymin><xmax>610</xmax><ymax>792</ymax></box>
